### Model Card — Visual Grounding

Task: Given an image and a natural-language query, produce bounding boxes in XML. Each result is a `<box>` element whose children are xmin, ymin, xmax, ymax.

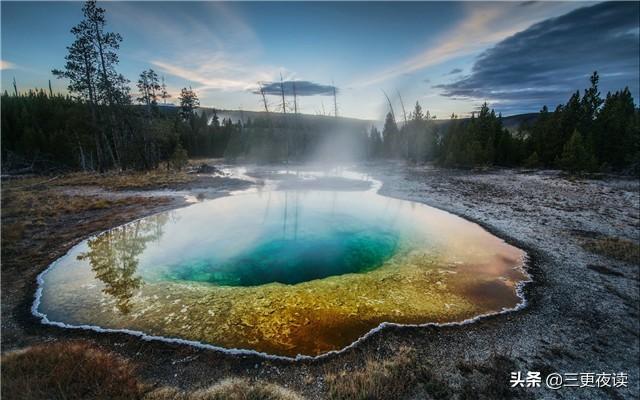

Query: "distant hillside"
<box><xmin>198</xmin><ymin>107</ymin><xmax>538</xmax><ymax>134</ymax></box>
<box><xmin>501</xmin><ymin>113</ymin><xmax>539</xmax><ymax>131</ymax></box>
<box><xmin>202</xmin><ymin>108</ymin><xmax>378</xmax><ymax>131</ymax></box>
<box><xmin>431</xmin><ymin>112</ymin><xmax>539</xmax><ymax>133</ymax></box>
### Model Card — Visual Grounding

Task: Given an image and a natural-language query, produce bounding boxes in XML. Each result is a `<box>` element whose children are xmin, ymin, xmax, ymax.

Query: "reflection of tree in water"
<box><xmin>77</xmin><ymin>213</ymin><xmax>170</xmax><ymax>314</ymax></box>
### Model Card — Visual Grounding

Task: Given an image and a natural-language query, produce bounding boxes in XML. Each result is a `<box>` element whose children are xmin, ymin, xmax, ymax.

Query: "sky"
<box><xmin>1</xmin><ymin>1</ymin><xmax>638</xmax><ymax>120</ymax></box>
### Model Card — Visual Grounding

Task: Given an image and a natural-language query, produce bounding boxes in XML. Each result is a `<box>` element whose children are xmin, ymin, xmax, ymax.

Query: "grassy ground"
<box><xmin>2</xmin><ymin>169</ymin><xmax>198</xmax><ymax>191</ymax></box>
<box><xmin>1</xmin><ymin>340</ymin><xmax>305</xmax><ymax>400</ymax></box>
<box><xmin>324</xmin><ymin>346</ymin><xmax>450</xmax><ymax>400</ymax></box>
<box><xmin>1</xmin><ymin>341</ymin><xmax>145</xmax><ymax>400</ymax></box>
<box><xmin>0</xmin><ymin>340</ymin><xmax>453</xmax><ymax>400</ymax></box>
<box><xmin>43</xmin><ymin>170</ymin><xmax>198</xmax><ymax>190</ymax></box>
<box><xmin>581</xmin><ymin>237</ymin><xmax>640</xmax><ymax>264</ymax></box>
<box><xmin>1</xmin><ymin>338</ymin><xmax>527</xmax><ymax>399</ymax></box>
<box><xmin>145</xmin><ymin>378</ymin><xmax>304</xmax><ymax>400</ymax></box>
<box><xmin>1</xmin><ymin>173</ymin><xmax>174</xmax><ymax>273</ymax></box>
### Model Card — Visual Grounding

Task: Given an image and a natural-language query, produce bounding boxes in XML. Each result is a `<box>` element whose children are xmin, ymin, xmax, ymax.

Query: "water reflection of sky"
<box><xmin>36</xmin><ymin>170</ymin><xmax>528</xmax><ymax>357</ymax></box>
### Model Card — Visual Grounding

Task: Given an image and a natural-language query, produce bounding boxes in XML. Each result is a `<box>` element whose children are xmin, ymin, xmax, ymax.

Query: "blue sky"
<box><xmin>1</xmin><ymin>1</ymin><xmax>638</xmax><ymax>120</ymax></box>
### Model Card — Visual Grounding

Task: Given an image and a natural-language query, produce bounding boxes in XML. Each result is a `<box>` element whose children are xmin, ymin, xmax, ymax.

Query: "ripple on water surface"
<box><xmin>36</xmin><ymin>178</ymin><xmax>528</xmax><ymax>357</ymax></box>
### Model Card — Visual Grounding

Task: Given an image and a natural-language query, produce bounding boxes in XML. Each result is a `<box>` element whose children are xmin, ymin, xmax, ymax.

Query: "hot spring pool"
<box><xmin>34</xmin><ymin>172</ymin><xmax>529</xmax><ymax>358</ymax></box>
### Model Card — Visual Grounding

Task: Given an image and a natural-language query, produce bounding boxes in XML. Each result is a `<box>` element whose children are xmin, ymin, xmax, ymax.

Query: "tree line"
<box><xmin>374</xmin><ymin>71</ymin><xmax>639</xmax><ymax>174</ymax></box>
<box><xmin>0</xmin><ymin>1</ymin><xmax>369</xmax><ymax>171</ymax></box>
<box><xmin>1</xmin><ymin>1</ymin><xmax>220</xmax><ymax>172</ymax></box>
<box><xmin>2</xmin><ymin>1</ymin><xmax>638</xmax><ymax>174</ymax></box>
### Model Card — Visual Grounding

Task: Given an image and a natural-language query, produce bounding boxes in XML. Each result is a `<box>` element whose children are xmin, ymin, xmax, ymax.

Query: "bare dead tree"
<box><xmin>396</xmin><ymin>89</ymin><xmax>408</xmax><ymax>126</ymax></box>
<box><xmin>292</xmin><ymin>81</ymin><xmax>298</xmax><ymax>114</ymax></box>
<box><xmin>258</xmin><ymin>82</ymin><xmax>270</xmax><ymax>113</ymax></box>
<box><xmin>397</xmin><ymin>90</ymin><xmax>410</xmax><ymax>158</ymax></box>
<box><xmin>382</xmin><ymin>89</ymin><xmax>396</xmax><ymax>122</ymax></box>
<box><xmin>332</xmin><ymin>80</ymin><xmax>338</xmax><ymax>118</ymax></box>
<box><xmin>280</xmin><ymin>73</ymin><xmax>286</xmax><ymax>114</ymax></box>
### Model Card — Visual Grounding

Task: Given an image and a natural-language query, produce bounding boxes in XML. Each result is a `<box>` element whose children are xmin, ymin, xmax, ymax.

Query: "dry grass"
<box><xmin>2</xmin><ymin>186</ymin><xmax>151</xmax><ymax>220</ymax></box>
<box><xmin>145</xmin><ymin>378</ymin><xmax>304</xmax><ymax>400</ymax></box>
<box><xmin>1</xmin><ymin>341</ymin><xmax>145</xmax><ymax>400</ymax></box>
<box><xmin>4</xmin><ymin>169</ymin><xmax>197</xmax><ymax>191</ymax></box>
<box><xmin>324</xmin><ymin>347</ymin><xmax>449</xmax><ymax>400</ymax></box>
<box><xmin>50</xmin><ymin>170</ymin><xmax>197</xmax><ymax>190</ymax></box>
<box><xmin>1</xmin><ymin>181</ymin><xmax>170</xmax><ymax>272</ymax></box>
<box><xmin>581</xmin><ymin>236</ymin><xmax>640</xmax><ymax>264</ymax></box>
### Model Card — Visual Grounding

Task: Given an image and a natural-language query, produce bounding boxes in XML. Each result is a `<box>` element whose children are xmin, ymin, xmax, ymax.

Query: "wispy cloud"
<box><xmin>152</xmin><ymin>58</ymin><xmax>251</xmax><ymax>92</ymax></box>
<box><xmin>0</xmin><ymin>60</ymin><xmax>17</xmax><ymax>70</ymax></box>
<box><xmin>112</xmin><ymin>2</ymin><xmax>285</xmax><ymax>95</ymax></box>
<box><xmin>150</xmin><ymin>52</ymin><xmax>286</xmax><ymax>94</ymax></box>
<box><xmin>351</xmin><ymin>2</ymin><xmax>585</xmax><ymax>88</ymax></box>
<box><xmin>107</xmin><ymin>2</ymin><xmax>258</xmax><ymax>52</ymax></box>
<box><xmin>446</xmin><ymin>68</ymin><xmax>462</xmax><ymax>75</ymax></box>
<box><xmin>435</xmin><ymin>2</ymin><xmax>640</xmax><ymax>114</ymax></box>
<box><xmin>256</xmin><ymin>81</ymin><xmax>337</xmax><ymax>97</ymax></box>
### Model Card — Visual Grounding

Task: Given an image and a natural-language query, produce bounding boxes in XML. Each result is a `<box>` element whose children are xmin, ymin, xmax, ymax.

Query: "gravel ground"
<box><xmin>367</xmin><ymin>163</ymin><xmax>639</xmax><ymax>400</ymax></box>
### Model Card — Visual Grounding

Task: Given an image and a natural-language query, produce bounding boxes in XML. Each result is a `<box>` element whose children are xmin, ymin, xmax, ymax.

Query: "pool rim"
<box><xmin>30</xmin><ymin>182</ymin><xmax>534</xmax><ymax>361</ymax></box>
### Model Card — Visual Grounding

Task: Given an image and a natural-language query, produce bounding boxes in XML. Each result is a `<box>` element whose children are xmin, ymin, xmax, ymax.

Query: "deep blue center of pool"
<box><xmin>162</xmin><ymin>228</ymin><xmax>398</xmax><ymax>286</ymax></box>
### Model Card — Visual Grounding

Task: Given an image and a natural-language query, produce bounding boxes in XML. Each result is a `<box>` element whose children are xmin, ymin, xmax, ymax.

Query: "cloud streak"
<box><xmin>151</xmin><ymin>58</ymin><xmax>259</xmax><ymax>92</ymax></box>
<box><xmin>435</xmin><ymin>2</ymin><xmax>640</xmax><ymax>114</ymax></box>
<box><xmin>351</xmin><ymin>2</ymin><xmax>585</xmax><ymax>88</ymax></box>
<box><xmin>108</xmin><ymin>1</ymin><xmax>273</xmax><ymax>94</ymax></box>
<box><xmin>256</xmin><ymin>81</ymin><xmax>337</xmax><ymax>97</ymax></box>
<box><xmin>0</xmin><ymin>60</ymin><xmax>16</xmax><ymax>70</ymax></box>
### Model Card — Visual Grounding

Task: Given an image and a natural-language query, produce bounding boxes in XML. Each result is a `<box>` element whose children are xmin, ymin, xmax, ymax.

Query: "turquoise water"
<box><xmin>121</xmin><ymin>189</ymin><xmax>423</xmax><ymax>287</ymax></box>
<box><xmin>163</xmin><ymin>224</ymin><xmax>398</xmax><ymax>286</ymax></box>
<box><xmin>36</xmin><ymin>172</ymin><xmax>528</xmax><ymax>357</ymax></box>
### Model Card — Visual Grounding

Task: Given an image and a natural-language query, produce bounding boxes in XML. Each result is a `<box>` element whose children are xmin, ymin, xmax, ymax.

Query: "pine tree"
<box><xmin>368</xmin><ymin>126</ymin><xmax>383</xmax><ymax>158</ymax></box>
<box><xmin>52</xmin><ymin>0</ymin><xmax>131</xmax><ymax>170</ymax></box>
<box><xmin>178</xmin><ymin>87</ymin><xmax>199</xmax><ymax>121</ymax></box>
<box><xmin>382</xmin><ymin>112</ymin><xmax>399</xmax><ymax>158</ymax></box>
<box><xmin>160</xmin><ymin>75</ymin><xmax>171</xmax><ymax>105</ymax></box>
<box><xmin>169</xmin><ymin>142</ymin><xmax>188</xmax><ymax>170</ymax></box>
<box><xmin>559</xmin><ymin>129</ymin><xmax>596</xmax><ymax>173</ymax></box>
<box><xmin>211</xmin><ymin>108</ymin><xmax>220</xmax><ymax>127</ymax></box>
<box><xmin>137</xmin><ymin>69</ymin><xmax>161</xmax><ymax>109</ymax></box>
<box><xmin>81</xmin><ymin>0</ymin><xmax>129</xmax><ymax>105</ymax></box>
<box><xmin>52</xmin><ymin>33</ymin><xmax>98</xmax><ymax>104</ymax></box>
<box><xmin>582</xmin><ymin>71</ymin><xmax>603</xmax><ymax>124</ymax></box>
<box><xmin>412</xmin><ymin>101</ymin><xmax>424</xmax><ymax>121</ymax></box>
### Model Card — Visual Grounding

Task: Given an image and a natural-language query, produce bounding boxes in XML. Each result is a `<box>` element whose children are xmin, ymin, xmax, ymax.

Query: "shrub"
<box><xmin>558</xmin><ymin>130</ymin><xmax>597</xmax><ymax>173</ymax></box>
<box><xmin>145</xmin><ymin>378</ymin><xmax>304</xmax><ymax>400</ymax></box>
<box><xmin>325</xmin><ymin>347</ymin><xmax>449</xmax><ymax>400</ymax></box>
<box><xmin>1</xmin><ymin>341</ymin><xmax>144</xmax><ymax>400</ymax></box>
<box><xmin>170</xmin><ymin>142</ymin><xmax>189</xmax><ymax>170</ymax></box>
